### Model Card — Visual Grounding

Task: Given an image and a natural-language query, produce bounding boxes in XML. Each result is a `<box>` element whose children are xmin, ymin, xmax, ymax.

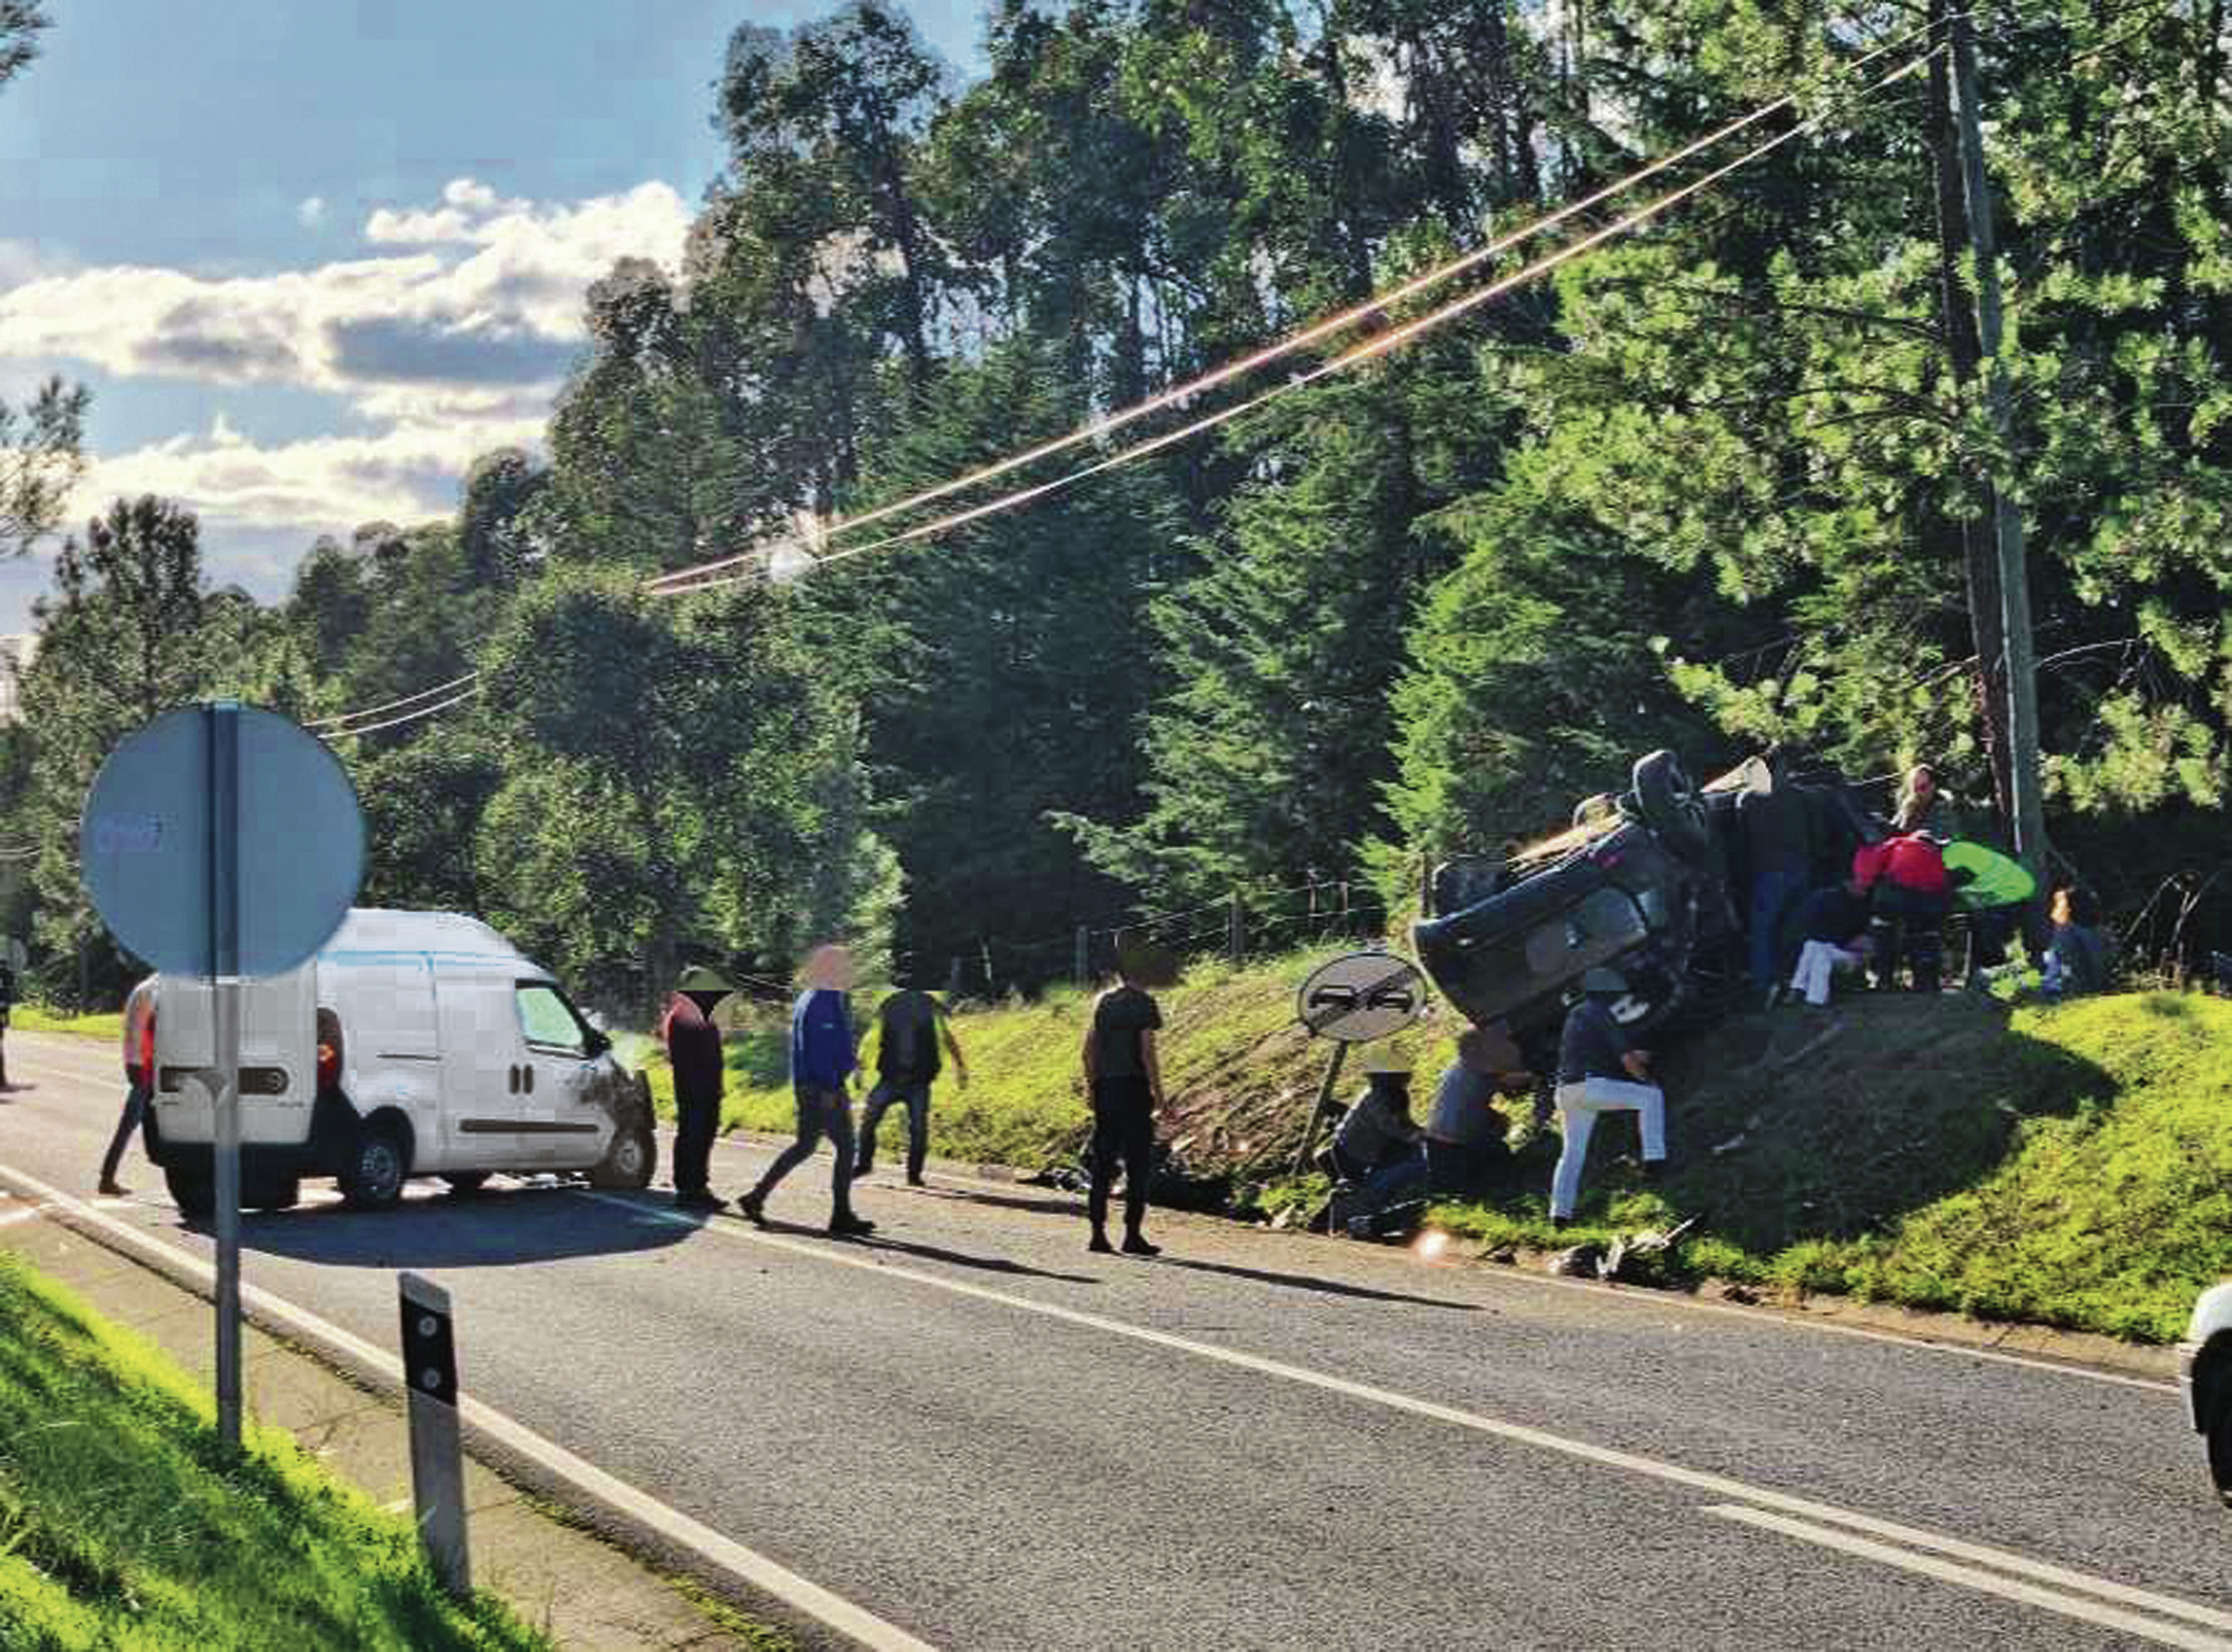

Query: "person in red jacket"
<box><xmin>1853</xmin><ymin>833</ymin><xmax>1954</xmax><ymax>990</ymax></box>
<box><xmin>97</xmin><ymin>978</ymin><xmax>157</xmax><ymax>1196</ymax></box>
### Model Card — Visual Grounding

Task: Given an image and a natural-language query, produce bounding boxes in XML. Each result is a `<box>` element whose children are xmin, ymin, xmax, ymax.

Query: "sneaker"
<box><xmin>674</xmin><ymin>1189</ymin><xmax>726</xmax><ymax>1212</ymax></box>
<box><xmin>737</xmin><ymin>1189</ymin><xmax>768</xmax><ymax>1226</ymax></box>
<box><xmin>828</xmin><ymin>1213</ymin><xmax>877</xmax><ymax>1238</ymax></box>
<box><xmin>905</xmin><ymin>1173</ymin><xmax>927</xmax><ymax>1188</ymax></box>
<box><xmin>1088</xmin><ymin>1232</ymin><xmax>1115</xmax><ymax>1254</ymax></box>
<box><xmin>96</xmin><ymin>1179</ymin><xmax>128</xmax><ymax>1197</ymax></box>
<box><xmin>1120</xmin><ymin>1234</ymin><xmax>1161</xmax><ymax>1257</ymax></box>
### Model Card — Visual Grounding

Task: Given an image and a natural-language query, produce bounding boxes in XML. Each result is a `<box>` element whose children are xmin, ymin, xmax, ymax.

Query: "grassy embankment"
<box><xmin>645</xmin><ymin>956</ymin><xmax>2232</xmax><ymax>1344</ymax></box>
<box><xmin>9</xmin><ymin>1006</ymin><xmax>123</xmax><ymax>1040</ymax></box>
<box><xmin>0</xmin><ymin>1253</ymin><xmax>550</xmax><ymax>1651</ymax></box>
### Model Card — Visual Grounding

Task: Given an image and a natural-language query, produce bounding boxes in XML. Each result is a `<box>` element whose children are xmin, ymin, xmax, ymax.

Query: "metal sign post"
<box><xmin>205</xmin><ymin>703</ymin><xmax>243</xmax><ymax>1452</ymax></box>
<box><xmin>399</xmin><ymin>1271</ymin><xmax>470</xmax><ymax>1595</ymax></box>
<box><xmin>80</xmin><ymin>702</ymin><xmax>364</xmax><ymax>1458</ymax></box>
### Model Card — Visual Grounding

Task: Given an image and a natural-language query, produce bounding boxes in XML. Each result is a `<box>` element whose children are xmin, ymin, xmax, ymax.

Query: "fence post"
<box><xmin>1075</xmin><ymin>925</ymin><xmax>1089</xmax><ymax>986</ymax></box>
<box><xmin>947</xmin><ymin>955</ymin><xmax>964</xmax><ymax>998</ymax></box>
<box><xmin>1339</xmin><ymin>881</ymin><xmax>1351</xmax><ymax>933</ymax></box>
<box><xmin>979</xmin><ymin>938</ymin><xmax>994</xmax><ymax>994</ymax></box>
<box><xmin>1228</xmin><ymin>891</ymin><xmax>1246</xmax><ymax>965</ymax></box>
<box><xmin>1420</xmin><ymin>843</ymin><xmax>1437</xmax><ymax>920</ymax></box>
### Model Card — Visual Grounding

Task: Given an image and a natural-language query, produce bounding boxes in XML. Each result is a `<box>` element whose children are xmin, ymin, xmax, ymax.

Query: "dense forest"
<box><xmin>1</xmin><ymin>0</ymin><xmax>2227</xmax><ymax>1013</ymax></box>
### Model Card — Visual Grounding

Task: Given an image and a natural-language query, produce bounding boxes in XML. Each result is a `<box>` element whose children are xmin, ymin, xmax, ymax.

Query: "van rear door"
<box><xmin>152</xmin><ymin>964</ymin><xmax>317</xmax><ymax>1147</ymax></box>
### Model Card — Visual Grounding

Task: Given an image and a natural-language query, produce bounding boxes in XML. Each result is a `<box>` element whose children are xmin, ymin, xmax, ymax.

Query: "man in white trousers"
<box><xmin>1549</xmin><ymin>967</ymin><xmax>1667</xmax><ymax>1228</ymax></box>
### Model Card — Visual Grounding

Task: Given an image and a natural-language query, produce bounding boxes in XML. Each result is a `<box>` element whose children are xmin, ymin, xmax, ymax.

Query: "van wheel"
<box><xmin>164</xmin><ymin>1166</ymin><xmax>214</xmax><ymax>1221</ymax></box>
<box><xmin>441</xmin><ymin>1172</ymin><xmax>490</xmax><ymax>1196</ymax></box>
<box><xmin>589</xmin><ymin>1121</ymin><xmax>657</xmax><ymax>1191</ymax></box>
<box><xmin>340</xmin><ymin>1123</ymin><xmax>408</xmax><ymax>1210</ymax></box>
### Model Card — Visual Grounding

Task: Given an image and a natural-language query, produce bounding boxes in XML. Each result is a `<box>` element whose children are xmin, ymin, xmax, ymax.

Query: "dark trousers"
<box><xmin>1088</xmin><ymin>1076</ymin><xmax>1156</xmax><ymax>1238</ymax></box>
<box><xmin>1871</xmin><ymin>886</ymin><xmax>1952</xmax><ymax>991</ymax></box>
<box><xmin>858</xmin><ymin>1078</ymin><xmax>931</xmax><ymax>1180</ymax></box>
<box><xmin>1426</xmin><ymin>1138</ymin><xmax>1502</xmax><ymax>1201</ymax></box>
<box><xmin>672</xmin><ymin>1086</ymin><xmax>720</xmax><ymax>1196</ymax></box>
<box><xmin>100</xmin><ymin>1083</ymin><xmax>150</xmax><ymax>1184</ymax></box>
<box><xmin>752</xmin><ymin>1085</ymin><xmax>856</xmax><ymax>1216</ymax></box>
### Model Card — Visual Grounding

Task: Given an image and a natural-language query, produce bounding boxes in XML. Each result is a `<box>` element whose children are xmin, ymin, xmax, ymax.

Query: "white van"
<box><xmin>148</xmin><ymin>908</ymin><xmax>657</xmax><ymax>1215</ymax></box>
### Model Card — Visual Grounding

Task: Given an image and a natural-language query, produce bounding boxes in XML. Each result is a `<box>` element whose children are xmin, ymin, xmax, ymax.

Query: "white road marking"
<box><xmin>1706</xmin><ymin>1504</ymin><xmax>2232</xmax><ymax>1651</ymax></box>
<box><xmin>0</xmin><ymin>1162</ymin><xmax>941</xmax><ymax>1652</ymax></box>
<box><xmin>683</xmin><ymin>1121</ymin><xmax>2183</xmax><ymax>1396</ymax></box>
<box><xmin>589</xmin><ymin>1188</ymin><xmax>2232</xmax><ymax>1639</ymax></box>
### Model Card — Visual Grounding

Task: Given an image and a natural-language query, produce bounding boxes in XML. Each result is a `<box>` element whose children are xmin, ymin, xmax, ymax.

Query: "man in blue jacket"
<box><xmin>739</xmin><ymin>944</ymin><xmax>875</xmax><ymax>1237</ymax></box>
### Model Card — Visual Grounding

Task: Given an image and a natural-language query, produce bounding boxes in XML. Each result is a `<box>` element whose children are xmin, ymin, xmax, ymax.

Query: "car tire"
<box><xmin>339</xmin><ymin>1122</ymin><xmax>409</xmax><ymax>1210</ymax></box>
<box><xmin>589</xmin><ymin>1119</ymin><xmax>658</xmax><ymax>1191</ymax></box>
<box><xmin>1633</xmin><ymin>750</ymin><xmax>1712</xmax><ymax>862</ymax></box>
<box><xmin>441</xmin><ymin>1171</ymin><xmax>491</xmax><ymax>1196</ymax></box>
<box><xmin>163</xmin><ymin>1165</ymin><xmax>214</xmax><ymax>1221</ymax></box>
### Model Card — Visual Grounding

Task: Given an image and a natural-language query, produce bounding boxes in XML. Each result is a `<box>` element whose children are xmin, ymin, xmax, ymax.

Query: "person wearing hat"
<box><xmin>1330</xmin><ymin>1048</ymin><xmax>1428</xmax><ymax>1212</ymax></box>
<box><xmin>855</xmin><ymin>965</ymin><xmax>968</xmax><ymax>1188</ymax></box>
<box><xmin>1549</xmin><ymin>968</ymin><xmax>1667</xmax><ymax>1227</ymax></box>
<box><xmin>661</xmin><ymin>965</ymin><xmax>736</xmax><ymax>1212</ymax></box>
<box><xmin>741</xmin><ymin>943</ymin><xmax>874</xmax><ymax>1237</ymax></box>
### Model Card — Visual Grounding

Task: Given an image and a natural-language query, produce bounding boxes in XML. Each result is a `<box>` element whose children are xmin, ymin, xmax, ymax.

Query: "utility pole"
<box><xmin>1948</xmin><ymin>12</ymin><xmax>2048</xmax><ymax>875</ymax></box>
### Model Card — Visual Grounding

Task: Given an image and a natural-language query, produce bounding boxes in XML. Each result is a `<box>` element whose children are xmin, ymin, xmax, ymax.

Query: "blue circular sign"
<box><xmin>79</xmin><ymin>704</ymin><xmax>364</xmax><ymax>977</ymax></box>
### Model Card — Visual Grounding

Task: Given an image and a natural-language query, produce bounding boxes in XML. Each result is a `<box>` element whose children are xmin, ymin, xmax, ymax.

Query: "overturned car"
<box><xmin>1411</xmin><ymin>752</ymin><xmax>1880</xmax><ymax>1072</ymax></box>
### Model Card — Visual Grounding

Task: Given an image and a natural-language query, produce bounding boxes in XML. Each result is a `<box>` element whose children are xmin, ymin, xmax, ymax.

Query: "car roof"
<box><xmin>320</xmin><ymin>908</ymin><xmax>529</xmax><ymax>966</ymax></box>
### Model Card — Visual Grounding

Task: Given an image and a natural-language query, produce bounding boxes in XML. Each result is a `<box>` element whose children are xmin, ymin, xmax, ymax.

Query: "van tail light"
<box><xmin>316</xmin><ymin>1008</ymin><xmax>342</xmax><ymax>1092</ymax></box>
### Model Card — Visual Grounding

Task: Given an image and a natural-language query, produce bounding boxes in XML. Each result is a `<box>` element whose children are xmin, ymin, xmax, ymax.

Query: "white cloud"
<box><xmin>297</xmin><ymin>195</ymin><xmax>326</xmax><ymax>228</ymax></box>
<box><xmin>0</xmin><ymin>176</ymin><xmax>695</xmax><ymax>593</ymax></box>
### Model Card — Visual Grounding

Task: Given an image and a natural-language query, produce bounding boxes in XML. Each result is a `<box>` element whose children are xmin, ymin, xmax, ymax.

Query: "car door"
<box><xmin>510</xmin><ymin>979</ymin><xmax>613</xmax><ymax>1169</ymax></box>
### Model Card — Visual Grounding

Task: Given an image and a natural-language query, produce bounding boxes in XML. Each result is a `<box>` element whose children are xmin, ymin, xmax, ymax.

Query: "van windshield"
<box><xmin>515</xmin><ymin>982</ymin><xmax>589</xmax><ymax>1056</ymax></box>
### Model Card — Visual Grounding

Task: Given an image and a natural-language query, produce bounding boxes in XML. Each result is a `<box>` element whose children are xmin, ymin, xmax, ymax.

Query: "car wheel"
<box><xmin>589</xmin><ymin>1120</ymin><xmax>658</xmax><ymax>1191</ymax></box>
<box><xmin>2208</xmin><ymin>1392</ymin><xmax>2232</xmax><ymax>1509</ymax></box>
<box><xmin>339</xmin><ymin>1122</ymin><xmax>408</xmax><ymax>1210</ymax></box>
<box><xmin>441</xmin><ymin>1171</ymin><xmax>490</xmax><ymax>1196</ymax></box>
<box><xmin>1632</xmin><ymin>750</ymin><xmax>1712</xmax><ymax>862</ymax></box>
<box><xmin>163</xmin><ymin>1165</ymin><xmax>214</xmax><ymax>1221</ymax></box>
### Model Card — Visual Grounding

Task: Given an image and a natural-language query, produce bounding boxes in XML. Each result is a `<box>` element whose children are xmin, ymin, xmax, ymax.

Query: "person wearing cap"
<box><xmin>1330</xmin><ymin>1048</ymin><xmax>1428</xmax><ymax>1211</ymax></box>
<box><xmin>1549</xmin><ymin>968</ymin><xmax>1667</xmax><ymax>1226</ymax></box>
<box><xmin>98</xmin><ymin>977</ymin><xmax>157</xmax><ymax>1196</ymax></box>
<box><xmin>1081</xmin><ymin>947</ymin><xmax>1170</xmax><ymax>1256</ymax></box>
<box><xmin>660</xmin><ymin>965</ymin><xmax>735</xmax><ymax>1212</ymax></box>
<box><xmin>740</xmin><ymin>944</ymin><xmax>874</xmax><ymax>1237</ymax></box>
<box><xmin>855</xmin><ymin>966</ymin><xmax>968</xmax><ymax>1188</ymax></box>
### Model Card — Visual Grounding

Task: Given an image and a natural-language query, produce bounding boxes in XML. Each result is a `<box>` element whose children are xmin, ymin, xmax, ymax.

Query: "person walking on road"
<box><xmin>1738</xmin><ymin>747</ymin><xmax>1812</xmax><ymax>1002</ymax></box>
<box><xmin>660</xmin><ymin>966</ymin><xmax>734</xmax><ymax>1212</ymax></box>
<box><xmin>856</xmin><ymin>970</ymin><xmax>968</xmax><ymax>1187</ymax></box>
<box><xmin>98</xmin><ymin>977</ymin><xmax>157</xmax><ymax>1197</ymax></box>
<box><xmin>0</xmin><ymin>958</ymin><xmax>14</xmax><ymax>1091</ymax></box>
<box><xmin>1081</xmin><ymin>949</ymin><xmax>1169</xmax><ymax>1257</ymax></box>
<box><xmin>1549</xmin><ymin>968</ymin><xmax>1667</xmax><ymax>1228</ymax></box>
<box><xmin>740</xmin><ymin>945</ymin><xmax>873</xmax><ymax>1237</ymax></box>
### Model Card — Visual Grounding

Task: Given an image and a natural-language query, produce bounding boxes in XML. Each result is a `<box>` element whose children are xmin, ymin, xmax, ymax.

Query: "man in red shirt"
<box><xmin>97</xmin><ymin>978</ymin><xmax>156</xmax><ymax>1196</ymax></box>
<box><xmin>660</xmin><ymin>966</ymin><xmax>734</xmax><ymax>1212</ymax></box>
<box><xmin>1853</xmin><ymin>833</ymin><xmax>1954</xmax><ymax>990</ymax></box>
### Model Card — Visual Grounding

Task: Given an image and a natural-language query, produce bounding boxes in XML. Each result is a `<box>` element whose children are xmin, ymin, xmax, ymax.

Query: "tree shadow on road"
<box><xmin>1154</xmin><ymin>1255</ymin><xmax>1482</xmax><ymax>1311</ymax></box>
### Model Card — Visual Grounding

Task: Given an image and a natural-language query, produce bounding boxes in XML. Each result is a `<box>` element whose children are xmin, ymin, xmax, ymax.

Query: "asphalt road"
<box><xmin>4</xmin><ymin>1029</ymin><xmax>2227</xmax><ymax>1651</ymax></box>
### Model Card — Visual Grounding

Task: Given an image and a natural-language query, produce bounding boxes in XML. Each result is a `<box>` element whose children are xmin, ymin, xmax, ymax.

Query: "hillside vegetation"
<box><xmin>0</xmin><ymin>1254</ymin><xmax>548</xmax><ymax>1651</ymax></box>
<box><xmin>651</xmin><ymin>956</ymin><xmax>2232</xmax><ymax>1344</ymax></box>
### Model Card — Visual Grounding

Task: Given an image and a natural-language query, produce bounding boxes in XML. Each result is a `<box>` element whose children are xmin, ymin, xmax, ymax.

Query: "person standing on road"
<box><xmin>1548</xmin><ymin>968</ymin><xmax>1667</xmax><ymax>1228</ymax></box>
<box><xmin>660</xmin><ymin>966</ymin><xmax>734</xmax><ymax>1212</ymax></box>
<box><xmin>0</xmin><ymin>958</ymin><xmax>14</xmax><ymax>1091</ymax></box>
<box><xmin>1080</xmin><ymin>949</ymin><xmax>1168</xmax><ymax>1256</ymax></box>
<box><xmin>740</xmin><ymin>945</ymin><xmax>873</xmax><ymax>1237</ymax></box>
<box><xmin>1739</xmin><ymin>747</ymin><xmax>1813</xmax><ymax>1003</ymax></box>
<box><xmin>855</xmin><ymin>970</ymin><xmax>968</xmax><ymax>1187</ymax></box>
<box><xmin>97</xmin><ymin>977</ymin><xmax>156</xmax><ymax>1197</ymax></box>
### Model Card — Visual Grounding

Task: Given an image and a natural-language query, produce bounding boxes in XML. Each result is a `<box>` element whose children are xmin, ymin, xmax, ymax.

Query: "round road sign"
<box><xmin>79</xmin><ymin>704</ymin><xmax>364</xmax><ymax>978</ymax></box>
<box><xmin>1296</xmin><ymin>949</ymin><xmax>1429</xmax><ymax>1043</ymax></box>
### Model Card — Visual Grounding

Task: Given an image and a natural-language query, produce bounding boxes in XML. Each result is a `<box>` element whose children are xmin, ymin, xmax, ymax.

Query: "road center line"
<box><xmin>1705</xmin><ymin>1505</ymin><xmax>2232</xmax><ymax>1651</ymax></box>
<box><xmin>0</xmin><ymin>1162</ymin><xmax>940</xmax><ymax>1652</ymax></box>
<box><xmin>589</xmin><ymin>1189</ymin><xmax>2232</xmax><ymax>1637</ymax></box>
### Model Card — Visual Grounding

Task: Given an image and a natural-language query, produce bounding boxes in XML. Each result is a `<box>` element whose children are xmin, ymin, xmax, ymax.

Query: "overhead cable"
<box><xmin>656</xmin><ymin>44</ymin><xmax>1941</xmax><ymax>596</ymax></box>
<box><xmin>318</xmin><ymin>683</ymin><xmax>483</xmax><ymax>741</ymax></box>
<box><xmin>646</xmin><ymin>16</ymin><xmax>1949</xmax><ymax>596</ymax></box>
<box><xmin>308</xmin><ymin>670</ymin><xmax>483</xmax><ymax>730</ymax></box>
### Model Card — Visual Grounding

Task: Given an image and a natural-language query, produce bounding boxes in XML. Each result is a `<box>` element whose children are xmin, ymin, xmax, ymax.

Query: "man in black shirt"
<box><xmin>1080</xmin><ymin>955</ymin><xmax>1167</xmax><ymax>1256</ymax></box>
<box><xmin>856</xmin><ymin>974</ymin><xmax>968</xmax><ymax>1186</ymax></box>
<box><xmin>661</xmin><ymin>966</ymin><xmax>733</xmax><ymax>1212</ymax></box>
<box><xmin>1738</xmin><ymin>749</ymin><xmax>1813</xmax><ymax>1002</ymax></box>
<box><xmin>1549</xmin><ymin>968</ymin><xmax>1667</xmax><ymax>1226</ymax></box>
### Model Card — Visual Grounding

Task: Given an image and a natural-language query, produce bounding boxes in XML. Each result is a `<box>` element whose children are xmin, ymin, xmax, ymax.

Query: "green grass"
<box><xmin>637</xmin><ymin>949</ymin><xmax>2232</xmax><ymax>1344</ymax></box>
<box><xmin>0</xmin><ymin>1253</ymin><xmax>551</xmax><ymax>1651</ymax></box>
<box><xmin>9</xmin><ymin>1005</ymin><xmax>122</xmax><ymax>1040</ymax></box>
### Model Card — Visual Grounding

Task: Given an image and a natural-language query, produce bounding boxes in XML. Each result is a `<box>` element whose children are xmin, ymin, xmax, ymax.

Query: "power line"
<box><xmin>308</xmin><ymin>670</ymin><xmax>483</xmax><ymax>731</ymax></box>
<box><xmin>654</xmin><ymin>44</ymin><xmax>1941</xmax><ymax>597</ymax></box>
<box><xmin>317</xmin><ymin>683</ymin><xmax>483</xmax><ymax>741</ymax></box>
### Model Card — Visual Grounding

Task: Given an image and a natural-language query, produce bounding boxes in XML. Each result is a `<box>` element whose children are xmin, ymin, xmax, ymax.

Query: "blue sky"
<box><xmin>0</xmin><ymin>1</ymin><xmax>988</xmax><ymax>631</ymax></box>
